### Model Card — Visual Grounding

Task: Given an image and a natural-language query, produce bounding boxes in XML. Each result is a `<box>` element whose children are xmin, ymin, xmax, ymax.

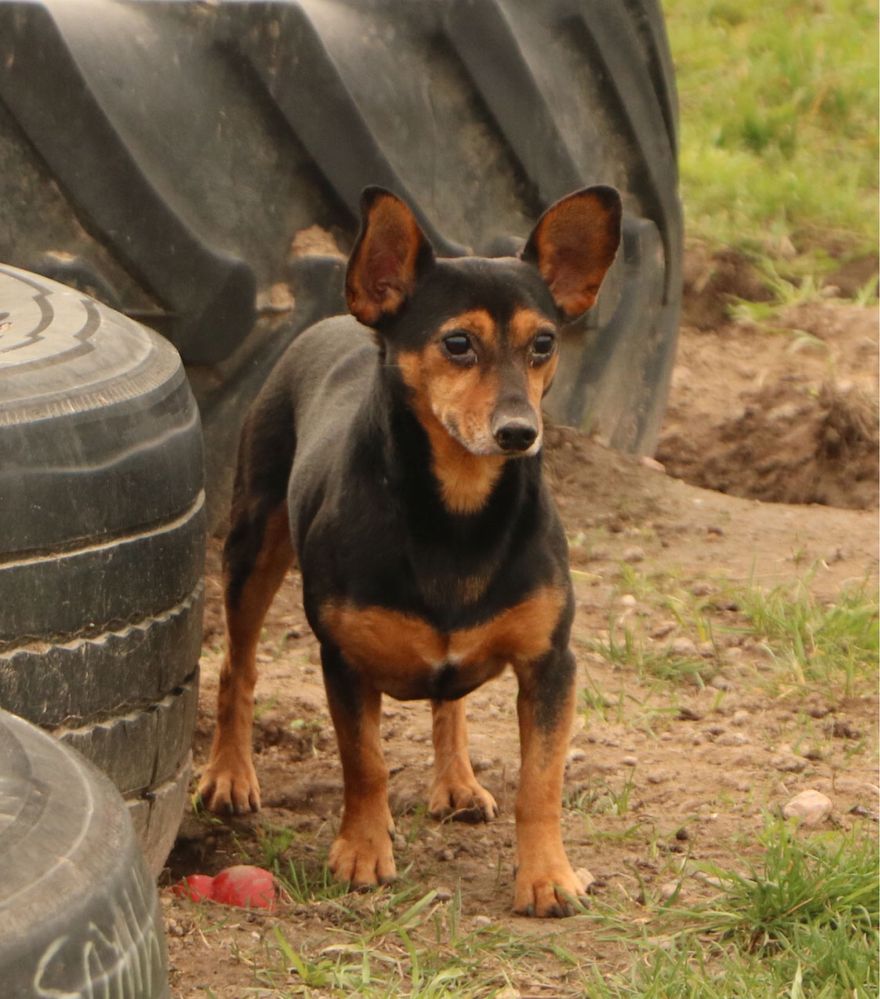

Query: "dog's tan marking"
<box><xmin>397</xmin><ymin>326</ymin><xmax>505</xmax><ymax>513</ymax></box>
<box><xmin>199</xmin><ymin>504</ymin><xmax>293</xmax><ymax>814</ymax></box>
<box><xmin>511</xmin><ymin>668</ymin><xmax>586</xmax><ymax>916</ymax></box>
<box><xmin>429</xmin><ymin>699</ymin><xmax>498</xmax><ymax>822</ymax></box>
<box><xmin>508</xmin><ymin>307</ymin><xmax>551</xmax><ymax>349</ymax></box>
<box><xmin>508</xmin><ymin>307</ymin><xmax>561</xmax><ymax>414</ymax></box>
<box><xmin>325</xmin><ymin>679</ymin><xmax>397</xmax><ymax>887</ymax></box>
<box><xmin>320</xmin><ymin>586</ymin><xmax>564</xmax><ymax>698</ymax></box>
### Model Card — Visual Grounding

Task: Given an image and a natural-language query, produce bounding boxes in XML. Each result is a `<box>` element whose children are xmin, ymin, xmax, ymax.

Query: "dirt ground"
<box><xmin>161</xmin><ymin>274</ymin><xmax>879</xmax><ymax>996</ymax></box>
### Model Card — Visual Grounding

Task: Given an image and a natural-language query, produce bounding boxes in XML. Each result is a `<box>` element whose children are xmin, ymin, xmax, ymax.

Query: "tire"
<box><xmin>0</xmin><ymin>264</ymin><xmax>205</xmax><ymax>874</ymax></box>
<box><xmin>0</xmin><ymin>0</ymin><xmax>681</xmax><ymax>523</ymax></box>
<box><xmin>0</xmin><ymin>709</ymin><xmax>170</xmax><ymax>999</ymax></box>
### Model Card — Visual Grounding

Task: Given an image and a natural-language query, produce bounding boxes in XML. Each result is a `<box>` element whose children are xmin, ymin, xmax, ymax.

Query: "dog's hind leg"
<box><xmin>428</xmin><ymin>698</ymin><xmax>498</xmax><ymax>822</ymax></box>
<box><xmin>199</xmin><ymin>393</ymin><xmax>295</xmax><ymax>814</ymax></box>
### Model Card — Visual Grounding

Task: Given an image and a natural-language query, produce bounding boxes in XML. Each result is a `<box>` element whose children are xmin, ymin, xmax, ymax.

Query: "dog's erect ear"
<box><xmin>521</xmin><ymin>186</ymin><xmax>622</xmax><ymax>319</ymax></box>
<box><xmin>345</xmin><ymin>187</ymin><xmax>434</xmax><ymax>326</ymax></box>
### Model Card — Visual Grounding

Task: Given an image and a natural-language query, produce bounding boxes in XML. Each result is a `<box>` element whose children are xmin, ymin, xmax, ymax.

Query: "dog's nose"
<box><xmin>494</xmin><ymin>420</ymin><xmax>538</xmax><ymax>452</ymax></box>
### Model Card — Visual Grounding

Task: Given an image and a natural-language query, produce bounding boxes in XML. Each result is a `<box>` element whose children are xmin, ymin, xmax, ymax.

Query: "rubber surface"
<box><xmin>0</xmin><ymin>0</ymin><xmax>682</xmax><ymax>505</ymax></box>
<box><xmin>0</xmin><ymin>709</ymin><xmax>170</xmax><ymax>998</ymax></box>
<box><xmin>0</xmin><ymin>265</ymin><xmax>205</xmax><ymax>873</ymax></box>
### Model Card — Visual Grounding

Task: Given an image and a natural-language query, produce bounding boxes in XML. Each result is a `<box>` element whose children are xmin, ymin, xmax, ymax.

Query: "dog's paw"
<box><xmin>197</xmin><ymin>756</ymin><xmax>261</xmax><ymax>815</ymax></box>
<box><xmin>428</xmin><ymin>778</ymin><xmax>498</xmax><ymax>823</ymax></box>
<box><xmin>328</xmin><ymin>828</ymin><xmax>396</xmax><ymax>888</ymax></box>
<box><xmin>513</xmin><ymin>861</ymin><xmax>592</xmax><ymax>918</ymax></box>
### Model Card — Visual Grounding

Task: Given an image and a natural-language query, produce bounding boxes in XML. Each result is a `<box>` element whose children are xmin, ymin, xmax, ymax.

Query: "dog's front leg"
<box><xmin>321</xmin><ymin>643</ymin><xmax>396</xmax><ymax>887</ymax></box>
<box><xmin>512</xmin><ymin>647</ymin><xmax>589</xmax><ymax>917</ymax></box>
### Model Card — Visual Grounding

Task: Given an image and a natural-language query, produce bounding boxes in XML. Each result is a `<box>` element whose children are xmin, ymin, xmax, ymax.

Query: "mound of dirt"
<box><xmin>658</xmin><ymin>296</ymin><xmax>879</xmax><ymax>510</ymax></box>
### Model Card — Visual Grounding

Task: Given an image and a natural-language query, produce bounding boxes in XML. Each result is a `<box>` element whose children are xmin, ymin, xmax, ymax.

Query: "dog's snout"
<box><xmin>494</xmin><ymin>420</ymin><xmax>538</xmax><ymax>453</ymax></box>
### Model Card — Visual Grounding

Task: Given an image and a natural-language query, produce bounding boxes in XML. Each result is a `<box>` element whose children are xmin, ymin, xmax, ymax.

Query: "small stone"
<box><xmin>437</xmin><ymin>848</ymin><xmax>455</xmax><ymax>862</ymax></box>
<box><xmin>731</xmin><ymin>710</ymin><xmax>750</xmax><ymax>727</ymax></box>
<box><xmin>772</xmin><ymin>755</ymin><xmax>807</xmax><ymax>774</ymax></box>
<box><xmin>495</xmin><ymin>989</ymin><xmax>521</xmax><ymax>999</ymax></box>
<box><xmin>678</xmin><ymin>706</ymin><xmax>702</xmax><ymax>721</ymax></box>
<box><xmin>394</xmin><ymin>834</ymin><xmax>407</xmax><ymax>850</ymax></box>
<box><xmin>622</xmin><ymin>755</ymin><xmax>638</xmax><ymax>767</ymax></box>
<box><xmin>803</xmin><ymin>746</ymin><xmax>824</xmax><ymax>761</ymax></box>
<box><xmin>783</xmin><ymin>790</ymin><xmax>832</xmax><ymax>826</ymax></box>
<box><xmin>639</xmin><ymin>455</ymin><xmax>666</xmax><ymax>473</ymax></box>
<box><xmin>434</xmin><ymin>885</ymin><xmax>454</xmax><ymax>902</ymax></box>
<box><xmin>675</xmin><ymin>826</ymin><xmax>690</xmax><ymax>841</ymax></box>
<box><xmin>691</xmin><ymin>581</ymin><xmax>713</xmax><ymax>597</ymax></box>
<box><xmin>706</xmin><ymin>525</ymin><xmax>724</xmax><ymax>536</ymax></box>
<box><xmin>651</xmin><ymin>621</ymin><xmax>677</xmax><ymax>640</ymax></box>
<box><xmin>620</xmin><ymin>593</ymin><xmax>638</xmax><ymax>608</ymax></box>
<box><xmin>706</xmin><ymin>724</ymin><xmax>726</xmax><ymax>736</ymax></box>
<box><xmin>717</xmin><ymin>732</ymin><xmax>750</xmax><ymax>746</ymax></box>
<box><xmin>623</xmin><ymin>546</ymin><xmax>646</xmax><ymax>564</ymax></box>
<box><xmin>473</xmin><ymin>915</ymin><xmax>493</xmax><ymax>928</ymax></box>
<box><xmin>709</xmin><ymin>675</ymin><xmax>733</xmax><ymax>691</ymax></box>
<box><xmin>670</xmin><ymin>636</ymin><xmax>697</xmax><ymax>656</ymax></box>
<box><xmin>659</xmin><ymin>881</ymin><xmax>680</xmax><ymax>902</ymax></box>
<box><xmin>567</xmin><ymin>748</ymin><xmax>587</xmax><ymax>763</ymax></box>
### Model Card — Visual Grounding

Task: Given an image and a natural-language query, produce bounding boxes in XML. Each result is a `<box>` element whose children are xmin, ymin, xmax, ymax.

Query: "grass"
<box><xmin>736</xmin><ymin>580</ymin><xmax>879</xmax><ymax>697</ymax></box>
<box><xmin>592</xmin><ymin>622</ymin><xmax>718</xmax><ymax>686</ymax></box>
<box><xmin>581</xmin><ymin>821</ymin><xmax>878</xmax><ymax>997</ymax></box>
<box><xmin>255</xmin><ymin>882</ymin><xmax>578</xmax><ymax>997</ymax></box>
<box><xmin>589</xmin><ymin>565</ymin><xmax>878</xmax><ymax>699</ymax></box>
<box><xmin>665</xmin><ymin>0</ymin><xmax>879</xmax><ymax>288</ymax></box>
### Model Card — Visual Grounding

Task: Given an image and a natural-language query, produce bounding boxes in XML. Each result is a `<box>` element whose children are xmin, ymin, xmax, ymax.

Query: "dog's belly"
<box><xmin>320</xmin><ymin>586</ymin><xmax>564</xmax><ymax>700</ymax></box>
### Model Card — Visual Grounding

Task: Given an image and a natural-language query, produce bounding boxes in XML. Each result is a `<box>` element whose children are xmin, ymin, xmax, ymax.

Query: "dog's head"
<box><xmin>345</xmin><ymin>186</ymin><xmax>621</xmax><ymax>460</ymax></box>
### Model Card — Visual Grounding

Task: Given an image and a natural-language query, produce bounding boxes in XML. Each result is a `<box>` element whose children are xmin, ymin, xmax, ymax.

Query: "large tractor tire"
<box><xmin>0</xmin><ymin>0</ymin><xmax>682</xmax><ymax>524</ymax></box>
<box><xmin>0</xmin><ymin>709</ymin><xmax>170</xmax><ymax>998</ymax></box>
<box><xmin>0</xmin><ymin>264</ymin><xmax>205</xmax><ymax>874</ymax></box>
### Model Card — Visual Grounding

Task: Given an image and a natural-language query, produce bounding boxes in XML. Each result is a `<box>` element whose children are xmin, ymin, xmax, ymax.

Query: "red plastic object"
<box><xmin>210</xmin><ymin>865</ymin><xmax>276</xmax><ymax>911</ymax></box>
<box><xmin>172</xmin><ymin>874</ymin><xmax>215</xmax><ymax>902</ymax></box>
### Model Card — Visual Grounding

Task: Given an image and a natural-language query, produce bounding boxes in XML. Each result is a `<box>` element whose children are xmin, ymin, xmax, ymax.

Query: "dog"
<box><xmin>198</xmin><ymin>185</ymin><xmax>621</xmax><ymax>917</ymax></box>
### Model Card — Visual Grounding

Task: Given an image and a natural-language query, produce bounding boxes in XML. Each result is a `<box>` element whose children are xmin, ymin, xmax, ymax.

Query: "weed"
<box><xmin>592</xmin><ymin>622</ymin><xmax>717</xmax><ymax>686</ymax></box>
<box><xmin>736</xmin><ymin>580</ymin><xmax>878</xmax><ymax>697</ymax></box>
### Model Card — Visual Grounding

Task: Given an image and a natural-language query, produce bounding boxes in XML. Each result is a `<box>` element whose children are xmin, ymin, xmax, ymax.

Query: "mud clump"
<box><xmin>659</xmin><ymin>379</ymin><xmax>878</xmax><ymax>510</ymax></box>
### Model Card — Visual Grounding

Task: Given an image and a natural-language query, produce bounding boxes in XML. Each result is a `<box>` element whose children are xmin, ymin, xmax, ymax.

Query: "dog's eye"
<box><xmin>442</xmin><ymin>333</ymin><xmax>475</xmax><ymax>361</ymax></box>
<box><xmin>531</xmin><ymin>332</ymin><xmax>556</xmax><ymax>358</ymax></box>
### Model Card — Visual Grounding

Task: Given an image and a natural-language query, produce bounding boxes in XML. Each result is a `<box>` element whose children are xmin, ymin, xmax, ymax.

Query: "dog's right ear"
<box><xmin>345</xmin><ymin>187</ymin><xmax>434</xmax><ymax>327</ymax></box>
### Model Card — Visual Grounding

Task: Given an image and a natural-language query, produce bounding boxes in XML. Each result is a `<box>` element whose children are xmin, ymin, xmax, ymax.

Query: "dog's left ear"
<box><xmin>521</xmin><ymin>186</ymin><xmax>622</xmax><ymax>319</ymax></box>
<box><xmin>346</xmin><ymin>187</ymin><xmax>435</xmax><ymax>327</ymax></box>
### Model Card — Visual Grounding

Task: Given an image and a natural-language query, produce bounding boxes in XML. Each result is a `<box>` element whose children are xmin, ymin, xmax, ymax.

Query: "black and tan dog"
<box><xmin>198</xmin><ymin>185</ymin><xmax>621</xmax><ymax>916</ymax></box>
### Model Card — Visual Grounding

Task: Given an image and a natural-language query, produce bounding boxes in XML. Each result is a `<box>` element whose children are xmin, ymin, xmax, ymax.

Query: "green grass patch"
<box><xmin>665</xmin><ymin>0</ymin><xmax>879</xmax><ymax>279</ymax></box>
<box><xmin>582</xmin><ymin>821</ymin><xmax>878</xmax><ymax>997</ymax></box>
<box><xmin>592</xmin><ymin>622</ymin><xmax>718</xmax><ymax>686</ymax></box>
<box><xmin>259</xmin><ymin>883</ymin><xmax>577</xmax><ymax>997</ymax></box>
<box><xmin>736</xmin><ymin>581</ymin><xmax>878</xmax><ymax>697</ymax></box>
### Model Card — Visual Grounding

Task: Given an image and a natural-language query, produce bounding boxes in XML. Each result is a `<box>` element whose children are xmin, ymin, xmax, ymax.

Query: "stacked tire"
<box><xmin>0</xmin><ymin>709</ymin><xmax>170</xmax><ymax>998</ymax></box>
<box><xmin>0</xmin><ymin>264</ymin><xmax>205</xmax><ymax>874</ymax></box>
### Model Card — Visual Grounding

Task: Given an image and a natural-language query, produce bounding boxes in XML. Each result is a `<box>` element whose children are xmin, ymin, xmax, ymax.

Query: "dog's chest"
<box><xmin>319</xmin><ymin>585</ymin><xmax>564</xmax><ymax>700</ymax></box>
